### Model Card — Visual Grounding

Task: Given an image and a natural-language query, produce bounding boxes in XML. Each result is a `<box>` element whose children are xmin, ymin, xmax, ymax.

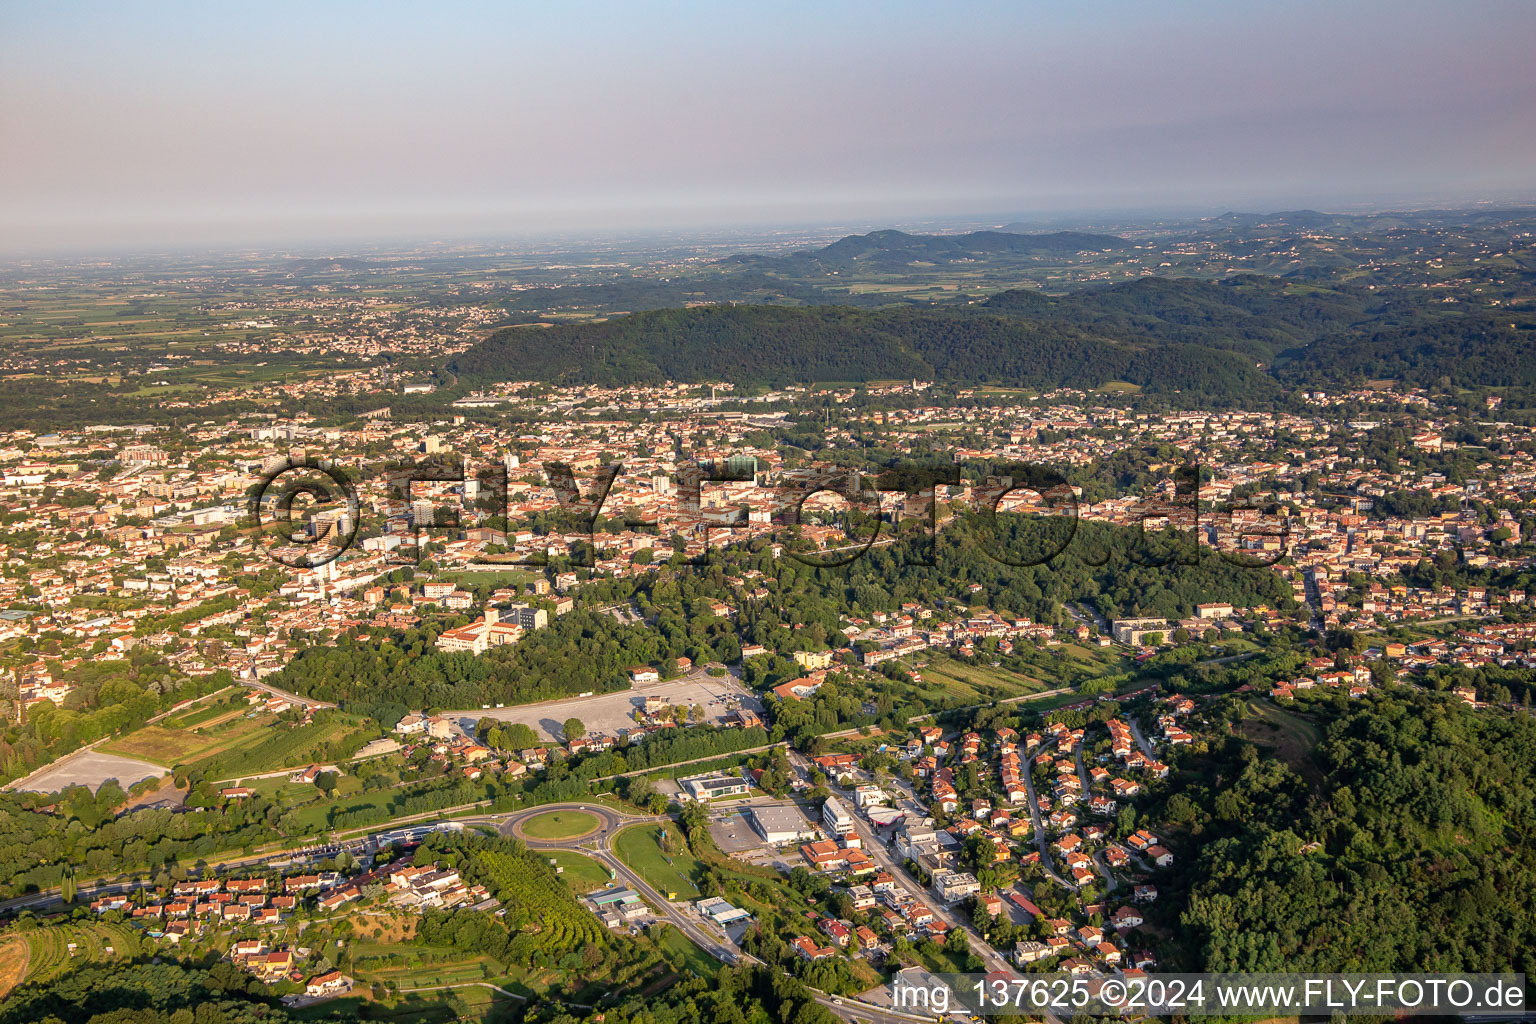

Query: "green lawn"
<box><xmin>543</xmin><ymin>851</ymin><xmax>612</xmax><ymax>892</ymax></box>
<box><xmin>520</xmin><ymin>810</ymin><xmax>599</xmax><ymax>839</ymax></box>
<box><xmin>613</xmin><ymin>824</ymin><xmax>701</xmax><ymax>900</ymax></box>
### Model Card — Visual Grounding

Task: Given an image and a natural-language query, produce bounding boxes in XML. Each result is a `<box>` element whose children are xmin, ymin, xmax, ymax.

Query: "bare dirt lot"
<box><xmin>443</xmin><ymin>672</ymin><xmax>759</xmax><ymax>741</ymax></box>
<box><xmin>12</xmin><ymin>750</ymin><xmax>168</xmax><ymax>795</ymax></box>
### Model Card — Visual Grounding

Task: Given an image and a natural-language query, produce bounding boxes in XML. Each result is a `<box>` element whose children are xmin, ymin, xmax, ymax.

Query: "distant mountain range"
<box><xmin>276</xmin><ymin>257</ymin><xmax>375</xmax><ymax>273</ymax></box>
<box><xmin>725</xmin><ymin>227</ymin><xmax>1127</xmax><ymax>272</ymax></box>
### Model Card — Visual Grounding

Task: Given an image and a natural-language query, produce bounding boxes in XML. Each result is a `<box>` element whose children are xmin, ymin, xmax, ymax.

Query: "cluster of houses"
<box><xmin>382</xmin><ymin>861</ymin><xmax>497</xmax><ymax>911</ymax></box>
<box><xmin>87</xmin><ymin>873</ymin><xmax>334</xmax><ymax>942</ymax></box>
<box><xmin>1374</xmin><ymin>621</ymin><xmax>1536</xmax><ymax>674</ymax></box>
<box><xmin>229</xmin><ymin>939</ymin><xmax>350</xmax><ymax>998</ymax></box>
<box><xmin>853</xmin><ymin>607</ymin><xmax>1068</xmax><ymax>668</ymax></box>
<box><xmin>85</xmin><ymin>853</ymin><xmax>493</xmax><ymax>964</ymax></box>
<box><xmin>1268</xmin><ymin>657</ymin><xmax>1377</xmax><ymax>701</ymax></box>
<box><xmin>4</xmin><ymin>379</ymin><xmax>1532</xmax><ymax>740</ymax></box>
<box><xmin>1307</xmin><ymin>561</ymin><xmax>1528</xmax><ymax>633</ymax></box>
<box><xmin>1007</xmin><ymin>890</ymin><xmax>1153</xmax><ymax>973</ymax></box>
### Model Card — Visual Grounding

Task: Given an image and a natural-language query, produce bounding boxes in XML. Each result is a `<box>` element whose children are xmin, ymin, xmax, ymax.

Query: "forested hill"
<box><xmin>724</xmin><ymin>228</ymin><xmax>1128</xmax><ymax>272</ymax></box>
<box><xmin>984</xmin><ymin>275</ymin><xmax>1536</xmax><ymax>387</ymax></box>
<box><xmin>450</xmin><ymin>303</ymin><xmax>1280</xmax><ymax>403</ymax></box>
<box><xmin>452</xmin><ymin>273</ymin><xmax>1536</xmax><ymax>399</ymax></box>
<box><xmin>981</xmin><ymin>275</ymin><xmax>1372</xmax><ymax>361</ymax></box>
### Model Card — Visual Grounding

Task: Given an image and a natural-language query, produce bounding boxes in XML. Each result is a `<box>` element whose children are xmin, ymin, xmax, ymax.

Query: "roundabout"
<box><xmin>513</xmin><ymin>808</ymin><xmax>603</xmax><ymax>841</ymax></box>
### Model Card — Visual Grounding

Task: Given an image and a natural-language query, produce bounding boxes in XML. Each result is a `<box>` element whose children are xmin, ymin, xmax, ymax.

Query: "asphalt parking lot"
<box><xmin>709</xmin><ymin>809</ymin><xmax>769</xmax><ymax>855</ymax></box>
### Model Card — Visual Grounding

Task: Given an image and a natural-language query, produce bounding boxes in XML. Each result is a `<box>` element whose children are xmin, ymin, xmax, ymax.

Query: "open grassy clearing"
<box><xmin>0</xmin><ymin>935</ymin><xmax>28</xmax><ymax>999</ymax></box>
<box><xmin>1240</xmin><ymin>699</ymin><xmax>1325</xmax><ymax>786</ymax></box>
<box><xmin>655</xmin><ymin>924</ymin><xmax>718</xmax><ymax>978</ymax></box>
<box><xmin>918</xmin><ymin>658</ymin><xmax>1045</xmax><ymax>700</ymax></box>
<box><xmin>543</xmin><ymin>850</ymin><xmax>612</xmax><ymax>892</ymax></box>
<box><xmin>101</xmin><ymin>710</ymin><xmax>278</xmax><ymax>766</ymax></box>
<box><xmin>104</xmin><ymin>711</ymin><xmax>364</xmax><ymax>776</ymax></box>
<box><xmin>614</xmin><ymin>823</ymin><xmax>701</xmax><ymax>899</ymax></box>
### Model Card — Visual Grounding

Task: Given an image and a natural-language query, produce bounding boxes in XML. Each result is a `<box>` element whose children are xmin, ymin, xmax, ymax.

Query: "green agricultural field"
<box><xmin>0</xmin><ymin>922</ymin><xmax>141</xmax><ymax>995</ymax></box>
<box><xmin>100</xmin><ymin>710</ymin><xmax>275</xmax><ymax>766</ymax></box>
<box><xmin>102</xmin><ymin>708</ymin><xmax>369</xmax><ymax>778</ymax></box>
<box><xmin>613</xmin><ymin>824</ymin><xmax>701</xmax><ymax>900</ymax></box>
<box><xmin>347</xmin><ymin>941</ymin><xmax>520</xmax><ymax>993</ymax></box>
<box><xmin>520</xmin><ymin>810</ymin><xmax>599</xmax><ymax>840</ymax></box>
<box><xmin>919</xmin><ymin>658</ymin><xmax>1045</xmax><ymax>700</ymax></box>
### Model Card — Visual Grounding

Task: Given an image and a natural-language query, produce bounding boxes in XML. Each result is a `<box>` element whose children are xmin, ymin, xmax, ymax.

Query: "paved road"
<box><xmin>246</xmin><ymin>678</ymin><xmax>335</xmax><ymax>710</ymax></box>
<box><xmin>1020</xmin><ymin>754</ymin><xmax>1072</xmax><ymax>889</ymax></box>
<box><xmin>496</xmin><ymin>802</ymin><xmax>663</xmax><ymax>845</ymax></box>
<box><xmin>1072</xmin><ymin>744</ymin><xmax>1118</xmax><ymax>893</ymax></box>
<box><xmin>813</xmin><ymin>993</ymin><xmax>934</xmax><ymax>1024</ymax></box>
<box><xmin>499</xmin><ymin>800</ymin><xmax>985</xmax><ymax>1024</ymax></box>
<box><xmin>1125</xmin><ymin>717</ymin><xmax>1158</xmax><ymax>760</ymax></box>
<box><xmin>1071</xmin><ymin>743</ymin><xmax>1092</xmax><ymax>796</ymax></box>
<box><xmin>787</xmin><ymin>751</ymin><xmax>1017</xmax><ymax>981</ymax></box>
<box><xmin>495</xmin><ymin>802</ymin><xmax>747</xmax><ymax>966</ymax></box>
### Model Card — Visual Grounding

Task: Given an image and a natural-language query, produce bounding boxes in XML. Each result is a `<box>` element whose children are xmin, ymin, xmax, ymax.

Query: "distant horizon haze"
<box><xmin>3</xmin><ymin>0</ymin><xmax>1535</xmax><ymax>252</ymax></box>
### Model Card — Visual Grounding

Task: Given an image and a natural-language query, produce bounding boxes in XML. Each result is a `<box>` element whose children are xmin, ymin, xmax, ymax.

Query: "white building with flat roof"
<box><xmin>932</xmin><ymin>869</ymin><xmax>980</xmax><ymax>902</ymax></box>
<box><xmin>695</xmin><ymin>896</ymin><xmax>752</xmax><ymax>926</ymax></box>
<box><xmin>748</xmin><ymin>804</ymin><xmax>818</xmax><ymax>845</ymax></box>
<box><xmin>822</xmin><ymin>795</ymin><xmax>855</xmax><ymax>834</ymax></box>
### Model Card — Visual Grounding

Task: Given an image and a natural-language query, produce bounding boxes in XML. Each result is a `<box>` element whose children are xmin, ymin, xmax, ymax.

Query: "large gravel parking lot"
<box><xmin>12</xmin><ymin>750</ymin><xmax>168</xmax><ymax>794</ymax></box>
<box><xmin>445</xmin><ymin>672</ymin><xmax>759</xmax><ymax>741</ymax></box>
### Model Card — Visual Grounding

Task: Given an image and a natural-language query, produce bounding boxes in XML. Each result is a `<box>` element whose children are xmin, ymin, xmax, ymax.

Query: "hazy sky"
<box><xmin>3</xmin><ymin>0</ymin><xmax>1535</xmax><ymax>250</ymax></box>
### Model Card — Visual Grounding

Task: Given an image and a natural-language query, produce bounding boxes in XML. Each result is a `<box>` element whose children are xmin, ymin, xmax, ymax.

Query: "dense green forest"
<box><xmin>269</xmin><ymin>608</ymin><xmax>661</xmax><ymax>724</ymax></box>
<box><xmin>451</xmin><ymin>272</ymin><xmax>1536</xmax><ymax>400</ymax></box>
<box><xmin>1274</xmin><ymin>313</ymin><xmax>1536</xmax><ymax>389</ymax></box>
<box><xmin>1173</xmin><ymin>691</ymin><xmax>1536</xmax><ymax>973</ymax></box>
<box><xmin>449</xmin><ymin>301</ymin><xmax>1280</xmax><ymax>403</ymax></box>
<box><xmin>0</xmin><ymin>958</ymin><xmax>845</xmax><ymax>1024</ymax></box>
<box><xmin>980</xmin><ymin>274</ymin><xmax>1370</xmax><ymax>360</ymax></box>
